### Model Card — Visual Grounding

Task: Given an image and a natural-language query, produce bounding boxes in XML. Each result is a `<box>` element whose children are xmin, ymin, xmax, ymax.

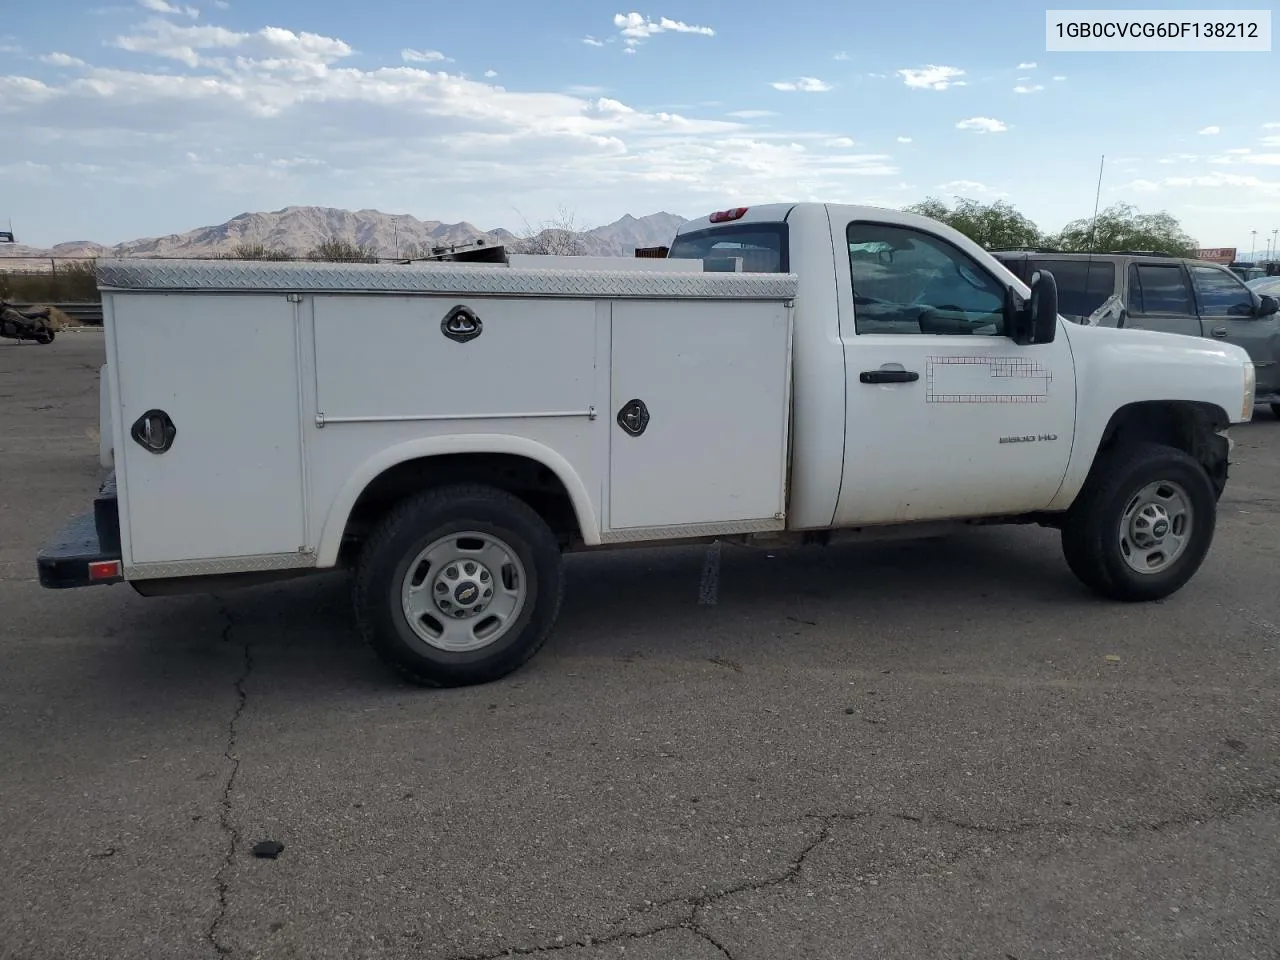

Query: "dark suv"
<box><xmin>993</xmin><ymin>250</ymin><xmax>1280</xmax><ymax>418</ymax></box>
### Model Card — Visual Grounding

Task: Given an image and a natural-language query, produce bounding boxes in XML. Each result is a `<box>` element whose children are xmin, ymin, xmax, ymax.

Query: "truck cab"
<box><xmin>669</xmin><ymin>204</ymin><xmax>1248</xmax><ymax>529</ymax></box>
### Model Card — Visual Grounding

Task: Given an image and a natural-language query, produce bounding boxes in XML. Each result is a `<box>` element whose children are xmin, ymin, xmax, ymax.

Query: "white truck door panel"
<box><xmin>833</xmin><ymin>219</ymin><xmax>1076</xmax><ymax>525</ymax></box>
<box><xmin>112</xmin><ymin>293</ymin><xmax>306</xmax><ymax>565</ymax></box>
<box><xmin>608</xmin><ymin>300</ymin><xmax>792</xmax><ymax>532</ymax></box>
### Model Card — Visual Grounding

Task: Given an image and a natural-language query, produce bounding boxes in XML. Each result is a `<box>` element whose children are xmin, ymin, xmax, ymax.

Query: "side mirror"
<box><xmin>1257</xmin><ymin>294</ymin><xmax>1278</xmax><ymax>318</ymax></box>
<box><xmin>1010</xmin><ymin>269</ymin><xmax>1059</xmax><ymax>345</ymax></box>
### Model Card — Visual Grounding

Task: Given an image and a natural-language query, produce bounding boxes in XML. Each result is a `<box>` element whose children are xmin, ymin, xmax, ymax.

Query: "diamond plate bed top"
<box><xmin>95</xmin><ymin>258</ymin><xmax>800</xmax><ymax>301</ymax></box>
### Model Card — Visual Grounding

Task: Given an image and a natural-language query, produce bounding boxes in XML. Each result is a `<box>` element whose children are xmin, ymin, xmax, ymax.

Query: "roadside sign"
<box><xmin>1194</xmin><ymin>247</ymin><xmax>1237</xmax><ymax>263</ymax></box>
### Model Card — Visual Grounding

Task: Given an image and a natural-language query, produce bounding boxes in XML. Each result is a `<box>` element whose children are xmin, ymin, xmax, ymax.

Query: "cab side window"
<box><xmin>847</xmin><ymin>222</ymin><xmax>1006</xmax><ymax>336</ymax></box>
<box><xmin>1189</xmin><ymin>264</ymin><xmax>1255</xmax><ymax>316</ymax></box>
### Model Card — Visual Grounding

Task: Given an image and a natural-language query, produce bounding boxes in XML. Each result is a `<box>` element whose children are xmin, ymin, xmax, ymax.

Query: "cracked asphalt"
<box><xmin>3</xmin><ymin>333</ymin><xmax>1280</xmax><ymax>960</ymax></box>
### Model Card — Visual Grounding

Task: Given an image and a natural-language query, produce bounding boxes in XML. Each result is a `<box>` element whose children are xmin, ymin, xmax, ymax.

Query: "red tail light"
<box><xmin>709</xmin><ymin>207</ymin><xmax>748</xmax><ymax>223</ymax></box>
<box><xmin>88</xmin><ymin>560</ymin><xmax>121</xmax><ymax>581</ymax></box>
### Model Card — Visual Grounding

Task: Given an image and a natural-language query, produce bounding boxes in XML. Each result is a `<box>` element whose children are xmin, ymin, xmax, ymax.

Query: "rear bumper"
<box><xmin>36</xmin><ymin>472</ymin><xmax>124</xmax><ymax>589</ymax></box>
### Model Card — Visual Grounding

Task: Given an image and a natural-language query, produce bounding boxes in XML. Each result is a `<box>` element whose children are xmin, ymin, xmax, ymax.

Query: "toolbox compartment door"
<box><xmin>111</xmin><ymin>292</ymin><xmax>307</xmax><ymax>567</ymax></box>
<box><xmin>607</xmin><ymin>299</ymin><xmax>792</xmax><ymax>534</ymax></box>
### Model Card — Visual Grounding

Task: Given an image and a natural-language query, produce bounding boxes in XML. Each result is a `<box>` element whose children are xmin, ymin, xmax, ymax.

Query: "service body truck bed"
<box><xmin>39</xmin><ymin>202</ymin><xmax>1258</xmax><ymax>687</ymax></box>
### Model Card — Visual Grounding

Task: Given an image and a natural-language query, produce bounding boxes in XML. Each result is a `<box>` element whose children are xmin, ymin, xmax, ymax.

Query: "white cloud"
<box><xmin>1225</xmin><ymin>147</ymin><xmax>1252</xmax><ymax>154</ymax></box>
<box><xmin>41</xmin><ymin>52</ymin><xmax>87</xmax><ymax>67</ymax></box>
<box><xmin>1053</xmin><ymin>75</ymin><xmax>1067</xmax><ymax>81</ymax></box>
<box><xmin>727</xmin><ymin>109</ymin><xmax>775</xmax><ymax>119</ymax></box>
<box><xmin>401</xmin><ymin>49</ymin><xmax>448</xmax><ymax>64</ymax></box>
<box><xmin>1163</xmin><ymin>172</ymin><xmax>1280</xmax><ymax>194</ymax></box>
<box><xmin>1209</xmin><ymin>150</ymin><xmax>1280</xmax><ymax>167</ymax></box>
<box><xmin>833</xmin><ymin>51</ymin><xmax>850</xmax><ymax>61</ymax></box>
<box><xmin>956</xmin><ymin>116</ymin><xmax>1007</xmax><ymax>133</ymax></box>
<box><xmin>111</xmin><ymin>20</ymin><xmax>354</xmax><ymax>68</ymax></box>
<box><xmin>1016</xmin><ymin>61</ymin><xmax>1037</xmax><ymax>69</ymax></box>
<box><xmin>1013</xmin><ymin>84</ymin><xmax>1044</xmax><ymax>94</ymax></box>
<box><xmin>582</xmin><ymin>36</ymin><xmax>604</xmax><ymax>47</ymax></box>
<box><xmin>771</xmin><ymin>77</ymin><xmax>832</xmax><ymax>92</ymax></box>
<box><xmin>211</xmin><ymin>0</ymin><xmax>230</xmax><ymax>7</ymax></box>
<box><xmin>1126</xmin><ymin>179</ymin><xmax>1161</xmax><ymax>192</ymax></box>
<box><xmin>937</xmin><ymin>179</ymin><xmax>1002</xmax><ymax>195</ymax></box>
<box><xmin>484</xmin><ymin>69</ymin><xmax>497</xmax><ymax>78</ymax></box>
<box><xmin>1198</xmin><ymin>125</ymin><xmax>1220</xmax><ymax>135</ymax></box>
<box><xmin>827</xmin><ymin>137</ymin><xmax>855</xmax><ymax>147</ymax></box>
<box><xmin>898</xmin><ymin>65</ymin><xmax>966</xmax><ymax>90</ymax></box>
<box><xmin>139</xmin><ymin>0</ymin><xmax>200</xmax><ymax>16</ymax></box>
<box><xmin>611</xmin><ymin>12</ymin><xmax>714</xmax><ymax>50</ymax></box>
<box><xmin>896</xmin><ymin>136</ymin><xmax>912</xmax><ymax>143</ymax></box>
<box><xmin>2</xmin><ymin>17</ymin><xmax>900</xmax><ymax>241</ymax></box>
<box><xmin>1264</xmin><ymin>122</ymin><xmax>1280</xmax><ymax>129</ymax></box>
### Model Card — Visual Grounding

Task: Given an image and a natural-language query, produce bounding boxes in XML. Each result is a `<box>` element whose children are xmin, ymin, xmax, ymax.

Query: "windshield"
<box><xmin>667</xmin><ymin>224</ymin><xmax>788</xmax><ymax>273</ymax></box>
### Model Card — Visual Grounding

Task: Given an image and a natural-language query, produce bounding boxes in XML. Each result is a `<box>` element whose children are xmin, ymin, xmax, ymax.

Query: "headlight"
<box><xmin>1243</xmin><ymin>361</ymin><xmax>1256</xmax><ymax>421</ymax></box>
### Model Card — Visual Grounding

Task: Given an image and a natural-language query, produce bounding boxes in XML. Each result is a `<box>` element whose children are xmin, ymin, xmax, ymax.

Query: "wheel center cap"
<box><xmin>1151</xmin><ymin>519</ymin><xmax>1169</xmax><ymax>539</ymax></box>
<box><xmin>454</xmin><ymin>582</ymin><xmax>480</xmax><ymax>605</ymax></box>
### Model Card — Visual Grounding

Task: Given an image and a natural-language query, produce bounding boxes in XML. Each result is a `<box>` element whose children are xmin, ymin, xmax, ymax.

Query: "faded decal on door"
<box><xmin>925</xmin><ymin>356</ymin><xmax>1053</xmax><ymax>404</ymax></box>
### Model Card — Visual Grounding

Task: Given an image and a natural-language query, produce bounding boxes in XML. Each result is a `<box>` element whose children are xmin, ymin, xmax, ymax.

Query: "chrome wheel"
<box><xmin>1118</xmin><ymin>480</ymin><xmax>1192</xmax><ymax>575</ymax></box>
<box><xmin>399</xmin><ymin>532</ymin><xmax>528</xmax><ymax>652</ymax></box>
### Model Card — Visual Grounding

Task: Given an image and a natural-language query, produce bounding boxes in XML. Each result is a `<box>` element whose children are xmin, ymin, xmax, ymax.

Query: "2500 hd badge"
<box><xmin>999</xmin><ymin>433</ymin><xmax>1059</xmax><ymax>444</ymax></box>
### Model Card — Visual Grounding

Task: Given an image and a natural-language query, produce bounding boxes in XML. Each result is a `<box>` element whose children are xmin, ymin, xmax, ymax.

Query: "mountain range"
<box><xmin>2</xmin><ymin>207</ymin><xmax>691</xmax><ymax>263</ymax></box>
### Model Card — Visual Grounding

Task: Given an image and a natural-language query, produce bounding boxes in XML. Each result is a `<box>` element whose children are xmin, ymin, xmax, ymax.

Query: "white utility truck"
<box><xmin>38</xmin><ymin>203</ymin><xmax>1257</xmax><ymax>687</ymax></box>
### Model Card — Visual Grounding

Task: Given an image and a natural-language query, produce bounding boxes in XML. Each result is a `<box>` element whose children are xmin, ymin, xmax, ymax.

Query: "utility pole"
<box><xmin>1251</xmin><ymin>229</ymin><xmax>1257</xmax><ymax>259</ymax></box>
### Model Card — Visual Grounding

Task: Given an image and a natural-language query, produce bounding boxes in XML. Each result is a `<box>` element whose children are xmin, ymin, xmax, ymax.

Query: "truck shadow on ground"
<box><xmin>85</xmin><ymin>525</ymin><xmax>1098</xmax><ymax>697</ymax></box>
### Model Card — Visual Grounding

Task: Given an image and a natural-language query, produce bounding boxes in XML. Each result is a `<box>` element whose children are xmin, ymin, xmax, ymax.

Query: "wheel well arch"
<box><xmin>1093</xmin><ymin>400</ymin><xmax>1231</xmax><ymax>494</ymax></box>
<box><xmin>317</xmin><ymin>439</ymin><xmax>600</xmax><ymax>567</ymax></box>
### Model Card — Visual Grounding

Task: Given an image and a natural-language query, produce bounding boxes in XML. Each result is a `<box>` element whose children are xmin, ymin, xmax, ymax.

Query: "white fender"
<box><xmin>315</xmin><ymin>433</ymin><xmax>602</xmax><ymax>566</ymax></box>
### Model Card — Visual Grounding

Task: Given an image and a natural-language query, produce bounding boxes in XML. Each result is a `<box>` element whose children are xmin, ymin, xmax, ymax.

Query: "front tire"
<box><xmin>353</xmin><ymin>484</ymin><xmax>564</xmax><ymax>687</ymax></box>
<box><xmin>1060</xmin><ymin>442</ymin><xmax>1216</xmax><ymax>602</ymax></box>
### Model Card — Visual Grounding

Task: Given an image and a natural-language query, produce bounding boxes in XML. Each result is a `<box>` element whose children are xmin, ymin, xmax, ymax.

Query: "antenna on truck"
<box><xmin>1082</xmin><ymin>154</ymin><xmax>1105</xmax><ymax>309</ymax></box>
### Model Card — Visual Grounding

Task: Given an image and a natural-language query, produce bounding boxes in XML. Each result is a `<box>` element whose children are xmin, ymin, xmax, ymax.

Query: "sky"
<box><xmin>1</xmin><ymin>0</ymin><xmax>1278</xmax><ymax>254</ymax></box>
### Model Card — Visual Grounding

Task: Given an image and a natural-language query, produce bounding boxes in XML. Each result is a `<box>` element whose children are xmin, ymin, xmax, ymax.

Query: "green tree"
<box><xmin>1048</xmin><ymin>202</ymin><xmax>1198</xmax><ymax>257</ymax></box>
<box><xmin>904</xmin><ymin>196</ymin><xmax>1043</xmax><ymax>250</ymax></box>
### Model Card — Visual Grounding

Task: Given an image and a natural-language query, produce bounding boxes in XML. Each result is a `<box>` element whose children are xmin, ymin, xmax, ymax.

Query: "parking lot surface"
<box><xmin>3</xmin><ymin>333</ymin><xmax>1280</xmax><ymax>960</ymax></box>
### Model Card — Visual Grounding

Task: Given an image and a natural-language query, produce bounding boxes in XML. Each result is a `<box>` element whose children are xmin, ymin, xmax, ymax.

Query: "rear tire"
<box><xmin>1270</xmin><ymin>402</ymin><xmax>1280</xmax><ymax>420</ymax></box>
<box><xmin>353</xmin><ymin>484</ymin><xmax>564</xmax><ymax>687</ymax></box>
<box><xmin>1060</xmin><ymin>442</ymin><xmax>1216</xmax><ymax>602</ymax></box>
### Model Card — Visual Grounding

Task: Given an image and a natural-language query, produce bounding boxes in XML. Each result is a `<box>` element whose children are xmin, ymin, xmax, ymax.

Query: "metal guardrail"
<box><xmin>9</xmin><ymin>301</ymin><xmax>104</xmax><ymax>325</ymax></box>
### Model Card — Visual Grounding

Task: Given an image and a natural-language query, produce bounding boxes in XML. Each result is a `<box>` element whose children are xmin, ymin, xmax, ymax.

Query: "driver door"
<box><xmin>832</xmin><ymin>217</ymin><xmax>1077</xmax><ymax>527</ymax></box>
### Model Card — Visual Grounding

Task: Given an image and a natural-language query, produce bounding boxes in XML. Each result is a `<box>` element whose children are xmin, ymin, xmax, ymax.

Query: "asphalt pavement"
<box><xmin>3</xmin><ymin>332</ymin><xmax>1279</xmax><ymax>960</ymax></box>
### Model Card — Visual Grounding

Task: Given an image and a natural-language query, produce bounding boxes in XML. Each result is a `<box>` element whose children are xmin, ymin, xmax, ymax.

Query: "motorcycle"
<box><xmin>0</xmin><ymin>302</ymin><xmax>57</xmax><ymax>344</ymax></box>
